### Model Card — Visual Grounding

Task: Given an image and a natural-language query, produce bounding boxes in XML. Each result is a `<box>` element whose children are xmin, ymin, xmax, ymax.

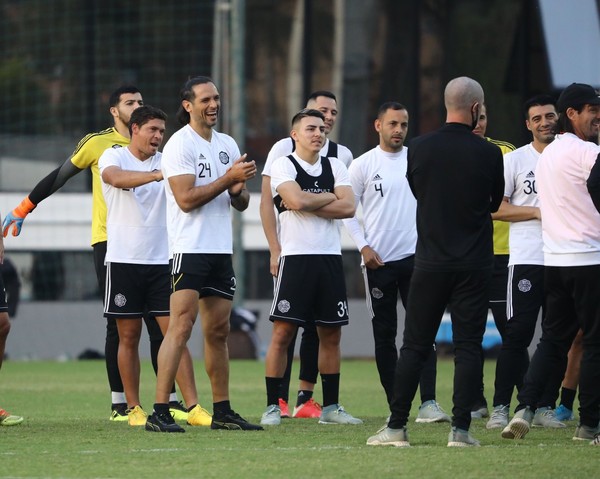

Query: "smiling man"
<box><xmin>260</xmin><ymin>109</ymin><xmax>361</xmax><ymax>426</ymax></box>
<box><xmin>147</xmin><ymin>76</ymin><xmax>261</xmax><ymax>433</ymax></box>
<box><xmin>502</xmin><ymin>83</ymin><xmax>600</xmax><ymax>445</ymax></box>
<box><xmin>485</xmin><ymin>95</ymin><xmax>563</xmax><ymax>430</ymax></box>
<box><xmin>260</xmin><ymin>91</ymin><xmax>353</xmax><ymax>419</ymax></box>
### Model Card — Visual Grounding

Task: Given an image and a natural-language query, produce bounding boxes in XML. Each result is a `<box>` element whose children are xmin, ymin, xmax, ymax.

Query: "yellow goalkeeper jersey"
<box><xmin>487</xmin><ymin>137</ymin><xmax>516</xmax><ymax>255</ymax></box>
<box><xmin>69</xmin><ymin>127</ymin><xmax>129</xmax><ymax>245</ymax></box>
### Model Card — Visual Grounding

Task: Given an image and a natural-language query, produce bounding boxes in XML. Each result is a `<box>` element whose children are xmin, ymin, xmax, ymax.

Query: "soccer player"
<box><xmin>146</xmin><ymin>76</ymin><xmax>262</xmax><ymax>433</ymax></box>
<box><xmin>99</xmin><ymin>105</ymin><xmax>206</xmax><ymax>428</ymax></box>
<box><xmin>501</xmin><ymin>83</ymin><xmax>600</xmax><ymax>445</ymax></box>
<box><xmin>343</xmin><ymin>102</ymin><xmax>449</xmax><ymax>423</ymax></box>
<box><xmin>0</xmin><ymin>219</ymin><xmax>23</xmax><ymax>426</ymax></box>
<box><xmin>471</xmin><ymin>103</ymin><xmax>515</xmax><ymax>418</ymax></box>
<box><xmin>486</xmin><ymin>95</ymin><xmax>565</xmax><ymax>429</ymax></box>
<box><xmin>260</xmin><ymin>108</ymin><xmax>362</xmax><ymax>426</ymax></box>
<box><xmin>1</xmin><ymin>86</ymin><xmax>185</xmax><ymax>421</ymax></box>
<box><xmin>367</xmin><ymin>77</ymin><xmax>504</xmax><ymax>447</ymax></box>
<box><xmin>260</xmin><ymin>90</ymin><xmax>352</xmax><ymax>419</ymax></box>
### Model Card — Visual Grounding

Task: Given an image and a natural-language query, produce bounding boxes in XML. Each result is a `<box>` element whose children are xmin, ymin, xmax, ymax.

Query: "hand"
<box><xmin>269</xmin><ymin>247</ymin><xmax>281</xmax><ymax>277</ymax></box>
<box><xmin>2</xmin><ymin>210</ymin><xmax>26</xmax><ymax>238</ymax></box>
<box><xmin>361</xmin><ymin>246</ymin><xmax>385</xmax><ymax>270</ymax></box>
<box><xmin>227</xmin><ymin>154</ymin><xmax>257</xmax><ymax>183</ymax></box>
<box><xmin>2</xmin><ymin>197</ymin><xmax>35</xmax><ymax>237</ymax></box>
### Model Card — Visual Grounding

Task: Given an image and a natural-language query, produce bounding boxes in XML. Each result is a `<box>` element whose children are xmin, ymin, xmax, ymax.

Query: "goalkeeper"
<box><xmin>1</xmin><ymin>86</ymin><xmax>186</xmax><ymax>422</ymax></box>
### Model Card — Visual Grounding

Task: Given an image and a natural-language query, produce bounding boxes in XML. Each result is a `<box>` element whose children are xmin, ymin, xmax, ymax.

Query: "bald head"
<box><xmin>444</xmin><ymin>77</ymin><xmax>484</xmax><ymax>126</ymax></box>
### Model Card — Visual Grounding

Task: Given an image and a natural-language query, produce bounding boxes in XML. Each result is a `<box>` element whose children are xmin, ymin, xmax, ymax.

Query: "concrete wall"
<box><xmin>4</xmin><ymin>299</ymin><xmax>540</xmax><ymax>361</ymax></box>
<box><xmin>4</xmin><ymin>299</ymin><xmax>379</xmax><ymax>360</ymax></box>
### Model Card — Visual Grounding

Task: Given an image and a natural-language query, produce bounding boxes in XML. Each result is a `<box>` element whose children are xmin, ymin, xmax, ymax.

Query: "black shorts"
<box><xmin>170</xmin><ymin>253</ymin><xmax>236</xmax><ymax>300</ymax></box>
<box><xmin>0</xmin><ymin>273</ymin><xmax>7</xmax><ymax>313</ymax></box>
<box><xmin>104</xmin><ymin>262</ymin><xmax>170</xmax><ymax>319</ymax></box>
<box><xmin>269</xmin><ymin>255</ymin><xmax>349</xmax><ymax>327</ymax></box>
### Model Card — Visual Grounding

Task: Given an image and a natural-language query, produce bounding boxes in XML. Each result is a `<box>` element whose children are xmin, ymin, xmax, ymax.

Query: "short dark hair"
<box><xmin>377</xmin><ymin>101</ymin><xmax>407</xmax><ymax>119</ymax></box>
<box><xmin>291</xmin><ymin>108</ymin><xmax>325</xmax><ymax>128</ymax></box>
<box><xmin>523</xmin><ymin>94</ymin><xmax>556</xmax><ymax>119</ymax></box>
<box><xmin>306</xmin><ymin>90</ymin><xmax>337</xmax><ymax>103</ymax></box>
<box><xmin>109</xmin><ymin>85</ymin><xmax>141</xmax><ymax>108</ymax></box>
<box><xmin>128</xmin><ymin>105</ymin><xmax>167</xmax><ymax>136</ymax></box>
<box><xmin>176</xmin><ymin>76</ymin><xmax>215</xmax><ymax>125</ymax></box>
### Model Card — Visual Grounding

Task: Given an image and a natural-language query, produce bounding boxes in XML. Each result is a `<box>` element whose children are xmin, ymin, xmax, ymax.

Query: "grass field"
<box><xmin>0</xmin><ymin>358</ymin><xmax>596</xmax><ymax>479</ymax></box>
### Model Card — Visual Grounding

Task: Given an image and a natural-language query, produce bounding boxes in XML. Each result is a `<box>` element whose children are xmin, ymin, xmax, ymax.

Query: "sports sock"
<box><xmin>296</xmin><ymin>389</ymin><xmax>313</xmax><ymax>407</ymax></box>
<box><xmin>213</xmin><ymin>400</ymin><xmax>232</xmax><ymax>416</ymax></box>
<box><xmin>560</xmin><ymin>387</ymin><xmax>576</xmax><ymax>410</ymax></box>
<box><xmin>169</xmin><ymin>393</ymin><xmax>178</xmax><ymax>403</ymax></box>
<box><xmin>266</xmin><ymin>377</ymin><xmax>283</xmax><ymax>406</ymax></box>
<box><xmin>111</xmin><ymin>392</ymin><xmax>126</xmax><ymax>405</ymax></box>
<box><xmin>154</xmin><ymin>403</ymin><xmax>169</xmax><ymax>414</ymax></box>
<box><xmin>321</xmin><ymin>373</ymin><xmax>340</xmax><ymax>408</ymax></box>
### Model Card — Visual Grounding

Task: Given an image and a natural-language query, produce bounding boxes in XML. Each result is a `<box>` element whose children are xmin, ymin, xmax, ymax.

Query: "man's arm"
<box><xmin>229</xmin><ymin>186</ymin><xmax>250</xmax><ymax>212</ymax></box>
<box><xmin>259</xmin><ymin>175</ymin><xmax>282</xmax><ymax>276</ymax></box>
<box><xmin>168</xmin><ymin>155</ymin><xmax>256</xmax><ymax>213</ymax></box>
<box><xmin>101</xmin><ymin>166</ymin><xmax>162</xmax><ymax>188</ymax></box>
<box><xmin>587</xmin><ymin>152</ymin><xmax>600</xmax><ymax>214</ymax></box>
<box><xmin>276</xmin><ymin>181</ymin><xmax>337</xmax><ymax>212</ymax></box>
<box><xmin>490</xmin><ymin>151</ymin><xmax>505</xmax><ymax>213</ymax></box>
<box><xmin>311</xmin><ymin>185</ymin><xmax>356</xmax><ymax>219</ymax></box>
<box><xmin>2</xmin><ymin>159</ymin><xmax>82</xmax><ymax>237</ymax></box>
<box><xmin>492</xmin><ymin>197</ymin><xmax>541</xmax><ymax>222</ymax></box>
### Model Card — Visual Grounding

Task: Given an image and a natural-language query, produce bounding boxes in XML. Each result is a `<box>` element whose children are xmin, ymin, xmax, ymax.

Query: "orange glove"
<box><xmin>2</xmin><ymin>196</ymin><xmax>36</xmax><ymax>237</ymax></box>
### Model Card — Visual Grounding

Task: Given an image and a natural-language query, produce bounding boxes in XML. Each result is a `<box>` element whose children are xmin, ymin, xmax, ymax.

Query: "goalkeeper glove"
<box><xmin>2</xmin><ymin>196</ymin><xmax>36</xmax><ymax>237</ymax></box>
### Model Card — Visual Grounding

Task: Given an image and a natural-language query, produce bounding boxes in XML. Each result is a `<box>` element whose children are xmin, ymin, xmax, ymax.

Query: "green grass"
<box><xmin>0</xmin><ymin>358</ymin><xmax>596</xmax><ymax>479</ymax></box>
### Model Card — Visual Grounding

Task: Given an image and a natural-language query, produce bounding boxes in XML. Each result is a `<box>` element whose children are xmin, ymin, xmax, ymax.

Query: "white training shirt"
<box><xmin>270</xmin><ymin>152</ymin><xmax>352</xmax><ymax>256</ymax></box>
<box><xmin>161</xmin><ymin>125</ymin><xmax>241</xmax><ymax>256</ymax></box>
<box><xmin>99</xmin><ymin>147</ymin><xmax>167</xmax><ymax>264</ymax></box>
<box><xmin>263</xmin><ymin>137</ymin><xmax>353</xmax><ymax>176</ymax></box>
<box><xmin>503</xmin><ymin>143</ymin><xmax>543</xmax><ymax>266</ymax></box>
<box><xmin>536</xmin><ymin>132</ymin><xmax>600</xmax><ymax>266</ymax></box>
<box><xmin>342</xmin><ymin>146</ymin><xmax>416</xmax><ymax>263</ymax></box>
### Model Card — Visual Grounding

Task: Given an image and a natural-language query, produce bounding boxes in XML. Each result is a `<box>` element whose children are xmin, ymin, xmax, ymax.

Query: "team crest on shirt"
<box><xmin>219</xmin><ymin>151</ymin><xmax>230</xmax><ymax>165</ymax></box>
<box><xmin>518</xmin><ymin>279</ymin><xmax>532</xmax><ymax>293</ymax></box>
<box><xmin>114</xmin><ymin>293</ymin><xmax>127</xmax><ymax>307</ymax></box>
<box><xmin>277</xmin><ymin>300</ymin><xmax>291</xmax><ymax>313</ymax></box>
<box><xmin>371</xmin><ymin>288</ymin><xmax>383</xmax><ymax>299</ymax></box>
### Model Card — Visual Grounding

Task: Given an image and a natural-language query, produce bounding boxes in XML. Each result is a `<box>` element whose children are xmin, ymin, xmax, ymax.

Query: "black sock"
<box><xmin>154</xmin><ymin>403</ymin><xmax>169</xmax><ymax>414</ymax></box>
<box><xmin>321</xmin><ymin>373</ymin><xmax>340</xmax><ymax>408</ymax></box>
<box><xmin>296</xmin><ymin>390</ymin><xmax>313</xmax><ymax>407</ymax></box>
<box><xmin>266</xmin><ymin>377</ymin><xmax>283</xmax><ymax>406</ymax></box>
<box><xmin>560</xmin><ymin>387</ymin><xmax>576</xmax><ymax>410</ymax></box>
<box><xmin>186</xmin><ymin>404</ymin><xmax>197</xmax><ymax>412</ymax></box>
<box><xmin>213</xmin><ymin>400</ymin><xmax>231</xmax><ymax>416</ymax></box>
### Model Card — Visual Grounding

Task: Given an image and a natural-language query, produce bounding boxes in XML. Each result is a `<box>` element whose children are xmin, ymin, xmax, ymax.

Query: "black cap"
<box><xmin>556</xmin><ymin>83</ymin><xmax>600</xmax><ymax>113</ymax></box>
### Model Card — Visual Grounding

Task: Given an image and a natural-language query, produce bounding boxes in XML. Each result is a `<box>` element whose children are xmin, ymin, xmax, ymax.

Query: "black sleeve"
<box><xmin>489</xmin><ymin>150</ymin><xmax>505</xmax><ymax>213</ymax></box>
<box><xmin>587</xmin><ymin>152</ymin><xmax>600</xmax><ymax>214</ymax></box>
<box><xmin>29</xmin><ymin>160</ymin><xmax>83</xmax><ymax>205</ymax></box>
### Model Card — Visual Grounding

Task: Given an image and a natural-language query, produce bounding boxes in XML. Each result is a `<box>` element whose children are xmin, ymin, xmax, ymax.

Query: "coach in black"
<box><xmin>367</xmin><ymin>76</ymin><xmax>504</xmax><ymax>447</ymax></box>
